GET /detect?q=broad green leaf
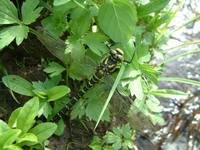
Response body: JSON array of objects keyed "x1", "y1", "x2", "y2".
[
  {"x1": 29, "y1": 122, "x2": 57, "y2": 143},
  {"x1": 0, "y1": 129, "x2": 21, "y2": 148},
  {"x1": 16, "y1": 133, "x2": 38, "y2": 144},
  {"x1": 70, "y1": 8, "x2": 92, "y2": 36},
  {"x1": 17, "y1": 97, "x2": 39, "y2": 133},
  {"x1": 137, "y1": 0, "x2": 170, "y2": 17},
  {"x1": 0, "y1": 0, "x2": 19, "y2": 24},
  {"x1": 42, "y1": 14, "x2": 67, "y2": 37},
  {"x1": 21, "y1": 0, "x2": 43, "y2": 25},
  {"x1": 43, "y1": 62, "x2": 65, "y2": 77},
  {"x1": 8, "y1": 107, "x2": 22, "y2": 128},
  {"x1": 0, "y1": 25, "x2": 29, "y2": 49},
  {"x1": 54, "y1": 118, "x2": 65, "y2": 136},
  {"x1": 0, "y1": 120, "x2": 9, "y2": 134},
  {"x1": 47, "y1": 85, "x2": 70, "y2": 101},
  {"x1": 53, "y1": 0, "x2": 71, "y2": 6},
  {"x1": 82, "y1": 32, "x2": 109, "y2": 56},
  {"x1": 98, "y1": 0, "x2": 137, "y2": 42},
  {"x1": 129, "y1": 76, "x2": 144, "y2": 100},
  {"x1": 52, "y1": 1, "x2": 76, "y2": 14},
  {"x1": 149, "y1": 89, "x2": 188, "y2": 99},
  {"x1": 2, "y1": 75, "x2": 34, "y2": 96}
]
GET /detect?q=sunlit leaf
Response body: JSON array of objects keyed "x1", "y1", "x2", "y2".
[
  {"x1": 22, "y1": 0, "x2": 43, "y2": 25},
  {"x1": 0, "y1": 0, "x2": 19, "y2": 24},
  {"x1": 98, "y1": 0, "x2": 137, "y2": 42}
]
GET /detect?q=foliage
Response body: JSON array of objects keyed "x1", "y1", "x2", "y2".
[
  {"x1": 0, "y1": 0, "x2": 199, "y2": 149},
  {"x1": 90, "y1": 124, "x2": 136, "y2": 150},
  {"x1": 0, "y1": 97, "x2": 57, "y2": 149},
  {"x1": 0, "y1": 0, "x2": 42, "y2": 49}
]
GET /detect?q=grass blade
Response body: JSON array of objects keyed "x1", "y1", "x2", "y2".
[
  {"x1": 94, "y1": 64, "x2": 126, "y2": 130},
  {"x1": 165, "y1": 50, "x2": 200, "y2": 63},
  {"x1": 159, "y1": 77, "x2": 200, "y2": 87}
]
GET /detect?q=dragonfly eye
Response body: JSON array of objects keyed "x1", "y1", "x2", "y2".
[{"x1": 111, "y1": 48, "x2": 124, "y2": 61}]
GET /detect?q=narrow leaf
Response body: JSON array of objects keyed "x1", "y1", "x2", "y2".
[
  {"x1": 149, "y1": 89, "x2": 188, "y2": 99},
  {"x1": 95, "y1": 64, "x2": 126, "y2": 130},
  {"x1": 159, "y1": 77, "x2": 200, "y2": 87}
]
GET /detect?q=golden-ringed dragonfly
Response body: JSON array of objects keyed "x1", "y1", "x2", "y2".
[{"x1": 69, "y1": 48, "x2": 124, "y2": 106}]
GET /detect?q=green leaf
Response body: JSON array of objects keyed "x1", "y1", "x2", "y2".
[
  {"x1": 42, "y1": 14, "x2": 67, "y2": 37},
  {"x1": 2, "y1": 75, "x2": 34, "y2": 96},
  {"x1": 140, "y1": 64, "x2": 159, "y2": 84},
  {"x1": 29, "y1": 122, "x2": 57, "y2": 143},
  {"x1": 54, "y1": 118, "x2": 65, "y2": 136},
  {"x1": 47, "y1": 85, "x2": 70, "y2": 101},
  {"x1": 0, "y1": 129, "x2": 21, "y2": 148},
  {"x1": 149, "y1": 113, "x2": 165, "y2": 125},
  {"x1": 21, "y1": 0, "x2": 43, "y2": 25},
  {"x1": 149, "y1": 89, "x2": 188, "y2": 99},
  {"x1": 53, "y1": 0, "x2": 71, "y2": 6},
  {"x1": 0, "y1": 120, "x2": 9, "y2": 134},
  {"x1": 3, "y1": 144, "x2": 22, "y2": 150},
  {"x1": 0, "y1": 25, "x2": 29, "y2": 49},
  {"x1": 128, "y1": 76, "x2": 144, "y2": 100},
  {"x1": 137, "y1": 0, "x2": 170, "y2": 17},
  {"x1": 38, "y1": 102, "x2": 52, "y2": 118},
  {"x1": 98, "y1": 0, "x2": 137, "y2": 42},
  {"x1": 43, "y1": 62, "x2": 65, "y2": 78},
  {"x1": 82, "y1": 32, "x2": 109, "y2": 56},
  {"x1": 146, "y1": 96, "x2": 163, "y2": 113},
  {"x1": 0, "y1": 0, "x2": 19, "y2": 24},
  {"x1": 86, "y1": 97, "x2": 110, "y2": 122},
  {"x1": 17, "y1": 97, "x2": 39, "y2": 133},
  {"x1": 8, "y1": 107, "x2": 22, "y2": 128},
  {"x1": 89, "y1": 136, "x2": 102, "y2": 150},
  {"x1": 16, "y1": 133, "x2": 38, "y2": 144},
  {"x1": 70, "y1": 100, "x2": 86, "y2": 119},
  {"x1": 70, "y1": 8, "x2": 92, "y2": 36}
]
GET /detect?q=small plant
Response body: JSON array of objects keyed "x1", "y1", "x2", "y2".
[
  {"x1": 0, "y1": 97, "x2": 57, "y2": 149},
  {"x1": 90, "y1": 124, "x2": 136, "y2": 150}
]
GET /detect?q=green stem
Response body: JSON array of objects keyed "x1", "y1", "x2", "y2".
[
  {"x1": 164, "y1": 40, "x2": 200, "y2": 51},
  {"x1": 165, "y1": 49, "x2": 200, "y2": 63},
  {"x1": 168, "y1": 15, "x2": 200, "y2": 37}
]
